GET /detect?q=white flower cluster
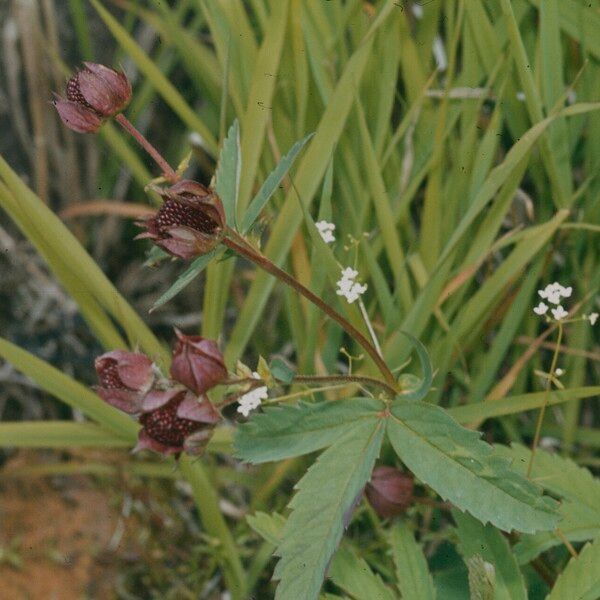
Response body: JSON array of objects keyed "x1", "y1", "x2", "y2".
[
  {"x1": 237, "y1": 372, "x2": 268, "y2": 417},
  {"x1": 336, "y1": 267, "x2": 367, "y2": 304},
  {"x1": 533, "y1": 282, "x2": 572, "y2": 320},
  {"x1": 316, "y1": 220, "x2": 336, "y2": 243},
  {"x1": 584, "y1": 312, "x2": 599, "y2": 326}
]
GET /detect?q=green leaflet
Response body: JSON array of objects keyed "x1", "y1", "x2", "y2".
[
  {"x1": 234, "y1": 397, "x2": 385, "y2": 464},
  {"x1": 495, "y1": 444, "x2": 600, "y2": 563},
  {"x1": 328, "y1": 548, "x2": 396, "y2": 600},
  {"x1": 389, "y1": 522, "x2": 436, "y2": 600},
  {"x1": 454, "y1": 511, "x2": 527, "y2": 600},
  {"x1": 150, "y1": 248, "x2": 224, "y2": 311},
  {"x1": 273, "y1": 419, "x2": 384, "y2": 600},
  {"x1": 216, "y1": 119, "x2": 241, "y2": 227},
  {"x1": 466, "y1": 555, "x2": 496, "y2": 600},
  {"x1": 241, "y1": 132, "x2": 315, "y2": 234},
  {"x1": 387, "y1": 401, "x2": 559, "y2": 533},
  {"x1": 247, "y1": 511, "x2": 287, "y2": 547},
  {"x1": 546, "y1": 538, "x2": 600, "y2": 600}
]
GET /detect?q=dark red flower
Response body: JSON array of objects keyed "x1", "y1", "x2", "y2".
[
  {"x1": 94, "y1": 350, "x2": 154, "y2": 413},
  {"x1": 53, "y1": 62, "x2": 131, "y2": 133},
  {"x1": 170, "y1": 330, "x2": 227, "y2": 395},
  {"x1": 365, "y1": 466, "x2": 414, "y2": 518},
  {"x1": 136, "y1": 180, "x2": 226, "y2": 260},
  {"x1": 135, "y1": 389, "x2": 222, "y2": 456}
]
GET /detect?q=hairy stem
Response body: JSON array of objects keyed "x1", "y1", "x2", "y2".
[
  {"x1": 222, "y1": 230, "x2": 397, "y2": 389},
  {"x1": 115, "y1": 114, "x2": 178, "y2": 182}
]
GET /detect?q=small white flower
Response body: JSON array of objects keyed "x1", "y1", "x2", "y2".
[
  {"x1": 555, "y1": 368, "x2": 564, "y2": 377},
  {"x1": 237, "y1": 372, "x2": 268, "y2": 417},
  {"x1": 551, "y1": 305, "x2": 568, "y2": 320},
  {"x1": 561, "y1": 286, "x2": 572, "y2": 298},
  {"x1": 316, "y1": 220, "x2": 336, "y2": 244},
  {"x1": 336, "y1": 266, "x2": 367, "y2": 304},
  {"x1": 587, "y1": 312, "x2": 598, "y2": 326},
  {"x1": 533, "y1": 302, "x2": 549, "y2": 316},
  {"x1": 538, "y1": 283, "x2": 571, "y2": 305},
  {"x1": 516, "y1": 91, "x2": 526, "y2": 102}
]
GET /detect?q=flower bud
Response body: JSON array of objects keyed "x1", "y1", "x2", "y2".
[
  {"x1": 94, "y1": 350, "x2": 154, "y2": 413},
  {"x1": 136, "y1": 180, "x2": 226, "y2": 260},
  {"x1": 135, "y1": 390, "x2": 222, "y2": 456},
  {"x1": 365, "y1": 466, "x2": 414, "y2": 518},
  {"x1": 170, "y1": 330, "x2": 227, "y2": 395},
  {"x1": 54, "y1": 62, "x2": 131, "y2": 133}
]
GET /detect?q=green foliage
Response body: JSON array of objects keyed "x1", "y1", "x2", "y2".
[
  {"x1": 454, "y1": 511, "x2": 527, "y2": 600},
  {"x1": 387, "y1": 401, "x2": 559, "y2": 533},
  {"x1": 234, "y1": 397, "x2": 385, "y2": 464},
  {"x1": 273, "y1": 420, "x2": 384, "y2": 600},
  {"x1": 328, "y1": 548, "x2": 396, "y2": 600},
  {"x1": 496, "y1": 444, "x2": 600, "y2": 563},
  {"x1": 389, "y1": 522, "x2": 436, "y2": 600},
  {"x1": 215, "y1": 119, "x2": 241, "y2": 227},
  {"x1": 466, "y1": 555, "x2": 496, "y2": 600},
  {"x1": 546, "y1": 538, "x2": 600, "y2": 600}
]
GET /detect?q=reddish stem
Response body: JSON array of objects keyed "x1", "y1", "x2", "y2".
[{"x1": 115, "y1": 114, "x2": 178, "y2": 183}]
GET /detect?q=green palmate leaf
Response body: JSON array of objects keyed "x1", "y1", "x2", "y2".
[
  {"x1": 546, "y1": 538, "x2": 600, "y2": 600},
  {"x1": 150, "y1": 248, "x2": 224, "y2": 311},
  {"x1": 495, "y1": 444, "x2": 600, "y2": 563},
  {"x1": 394, "y1": 331, "x2": 433, "y2": 401},
  {"x1": 328, "y1": 548, "x2": 396, "y2": 600},
  {"x1": 216, "y1": 119, "x2": 241, "y2": 227},
  {"x1": 241, "y1": 132, "x2": 315, "y2": 233},
  {"x1": 247, "y1": 511, "x2": 286, "y2": 546},
  {"x1": 389, "y1": 523, "x2": 436, "y2": 600},
  {"x1": 273, "y1": 419, "x2": 384, "y2": 600},
  {"x1": 387, "y1": 401, "x2": 559, "y2": 533},
  {"x1": 454, "y1": 511, "x2": 527, "y2": 600},
  {"x1": 234, "y1": 397, "x2": 384, "y2": 464}
]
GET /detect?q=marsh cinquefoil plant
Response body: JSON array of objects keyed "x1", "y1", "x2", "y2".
[
  {"x1": 3, "y1": 3, "x2": 600, "y2": 596},
  {"x1": 50, "y1": 62, "x2": 567, "y2": 599}
]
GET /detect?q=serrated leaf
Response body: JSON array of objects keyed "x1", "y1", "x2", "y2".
[
  {"x1": 216, "y1": 119, "x2": 241, "y2": 227},
  {"x1": 387, "y1": 401, "x2": 559, "y2": 533},
  {"x1": 273, "y1": 419, "x2": 384, "y2": 600},
  {"x1": 495, "y1": 444, "x2": 600, "y2": 563},
  {"x1": 150, "y1": 248, "x2": 223, "y2": 311},
  {"x1": 466, "y1": 555, "x2": 496, "y2": 600},
  {"x1": 394, "y1": 331, "x2": 433, "y2": 401},
  {"x1": 241, "y1": 132, "x2": 314, "y2": 234},
  {"x1": 234, "y1": 397, "x2": 384, "y2": 464},
  {"x1": 328, "y1": 548, "x2": 396, "y2": 600},
  {"x1": 454, "y1": 511, "x2": 527, "y2": 600},
  {"x1": 247, "y1": 511, "x2": 286, "y2": 546},
  {"x1": 389, "y1": 522, "x2": 436, "y2": 600},
  {"x1": 546, "y1": 538, "x2": 600, "y2": 600}
]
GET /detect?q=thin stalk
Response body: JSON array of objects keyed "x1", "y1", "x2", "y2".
[
  {"x1": 220, "y1": 373, "x2": 397, "y2": 397},
  {"x1": 527, "y1": 323, "x2": 563, "y2": 477},
  {"x1": 115, "y1": 113, "x2": 178, "y2": 182},
  {"x1": 222, "y1": 231, "x2": 397, "y2": 389}
]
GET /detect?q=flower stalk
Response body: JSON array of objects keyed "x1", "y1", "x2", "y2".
[{"x1": 222, "y1": 229, "x2": 398, "y2": 390}]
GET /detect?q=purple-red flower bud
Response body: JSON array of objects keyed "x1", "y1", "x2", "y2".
[
  {"x1": 170, "y1": 330, "x2": 227, "y2": 395},
  {"x1": 135, "y1": 389, "x2": 222, "y2": 456},
  {"x1": 365, "y1": 466, "x2": 414, "y2": 518},
  {"x1": 94, "y1": 350, "x2": 155, "y2": 414},
  {"x1": 53, "y1": 62, "x2": 131, "y2": 133},
  {"x1": 136, "y1": 180, "x2": 226, "y2": 260}
]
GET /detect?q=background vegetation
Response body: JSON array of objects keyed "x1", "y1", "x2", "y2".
[{"x1": 1, "y1": 0, "x2": 599, "y2": 598}]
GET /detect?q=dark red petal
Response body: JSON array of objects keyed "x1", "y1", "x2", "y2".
[
  {"x1": 133, "y1": 428, "x2": 182, "y2": 456},
  {"x1": 140, "y1": 389, "x2": 182, "y2": 413},
  {"x1": 53, "y1": 99, "x2": 103, "y2": 133},
  {"x1": 177, "y1": 394, "x2": 221, "y2": 424},
  {"x1": 95, "y1": 387, "x2": 144, "y2": 414}
]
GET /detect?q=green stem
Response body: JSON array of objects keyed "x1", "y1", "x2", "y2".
[
  {"x1": 527, "y1": 322, "x2": 563, "y2": 477},
  {"x1": 178, "y1": 457, "x2": 246, "y2": 599},
  {"x1": 222, "y1": 230, "x2": 397, "y2": 390}
]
